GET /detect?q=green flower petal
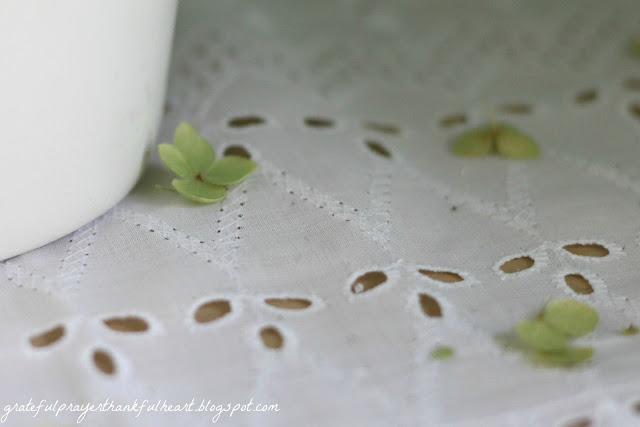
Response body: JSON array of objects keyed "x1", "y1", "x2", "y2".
[
  {"x1": 171, "y1": 178, "x2": 227, "y2": 204},
  {"x1": 543, "y1": 299, "x2": 599, "y2": 338},
  {"x1": 531, "y1": 346, "x2": 594, "y2": 367},
  {"x1": 158, "y1": 144, "x2": 196, "y2": 178},
  {"x1": 451, "y1": 126, "x2": 494, "y2": 157},
  {"x1": 203, "y1": 156, "x2": 258, "y2": 186},
  {"x1": 516, "y1": 319, "x2": 567, "y2": 351},
  {"x1": 174, "y1": 122, "x2": 216, "y2": 173},
  {"x1": 495, "y1": 126, "x2": 540, "y2": 159},
  {"x1": 430, "y1": 345, "x2": 455, "y2": 360}
]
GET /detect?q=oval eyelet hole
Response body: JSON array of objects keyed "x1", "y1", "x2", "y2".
[{"x1": 351, "y1": 271, "x2": 387, "y2": 294}]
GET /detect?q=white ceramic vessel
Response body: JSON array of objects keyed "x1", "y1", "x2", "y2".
[{"x1": 0, "y1": 0, "x2": 178, "y2": 260}]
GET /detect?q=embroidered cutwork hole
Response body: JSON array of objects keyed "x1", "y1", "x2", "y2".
[
  {"x1": 418, "y1": 269, "x2": 463, "y2": 283},
  {"x1": 630, "y1": 103, "x2": 640, "y2": 121},
  {"x1": 265, "y1": 298, "x2": 312, "y2": 310},
  {"x1": 351, "y1": 271, "x2": 387, "y2": 294},
  {"x1": 29, "y1": 325, "x2": 65, "y2": 348},
  {"x1": 562, "y1": 417, "x2": 592, "y2": 427},
  {"x1": 103, "y1": 316, "x2": 149, "y2": 333},
  {"x1": 439, "y1": 113, "x2": 467, "y2": 128},
  {"x1": 497, "y1": 103, "x2": 532, "y2": 115},
  {"x1": 564, "y1": 274, "x2": 594, "y2": 295},
  {"x1": 364, "y1": 121, "x2": 400, "y2": 135},
  {"x1": 575, "y1": 89, "x2": 597, "y2": 104},
  {"x1": 228, "y1": 115, "x2": 265, "y2": 128},
  {"x1": 419, "y1": 293, "x2": 443, "y2": 317},
  {"x1": 223, "y1": 145, "x2": 252, "y2": 159},
  {"x1": 93, "y1": 349, "x2": 116, "y2": 375},
  {"x1": 260, "y1": 326, "x2": 284, "y2": 349},
  {"x1": 365, "y1": 140, "x2": 392, "y2": 158},
  {"x1": 625, "y1": 78, "x2": 640, "y2": 91},
  {"x1": 194, "y1": 300, "x2": 232, "y2": 323},
  {"x1": 563, "y1": 243, "x2": 609, "y2": 257},
  {"x1": 303, "y1": 117, "x2": 334, "y2": 128},
  {"x1": 500, "y1": 256, "x2": 535, "y2": 274}
]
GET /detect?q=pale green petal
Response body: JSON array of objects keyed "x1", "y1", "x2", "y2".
[
  {"x1": 171, "y1": 178, "x2": 227, "y2": 204},
  {"x1": 430, "y1": 345, "x2": 455, "y2": 360},
  {"x1": 158, "y1": 144, "x2": 195, "y2": 178},
  {"x1": 516, "y1": 319, "x2": 567, "y2": 351},
  {"x1": 174, "y1": 122, "x2": 216, "y2": 173},
  {"x1": 203, "y1": 156, "x2": 258, "y2": 185},
  {"x1": 495, "y1": 126, "x2": 540, "y2": 159},
  {"x1": 451, "y1": 126, "x2": 494, "y2": 157},
  {"x1": 531, "y1": 346, "x2": 594, "y2": 367},
  {"x1": 543, "y1": 299, "x2": 598, "y2": 338}
]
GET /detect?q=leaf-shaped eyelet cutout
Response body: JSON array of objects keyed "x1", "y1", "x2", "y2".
[
  {"x1": 563, "y1": 243, "x2": 609, "y2": 257},
  {"x1": 564, "y1": 274, "x2": 594, "y2": 295},
  {"x1": 351, "y1": 271, "x2": 387, "y2": 294},
  {"x1": 574, "y1": 89, "x2": 597, "y2": 105},
  {"x1": 228, "y1": 115, "x2": 266, "y2": 128},
  {"x1": 418, "y1": 269, "x2": 463, "y2": 283},
  {"x1": 103, "y1": 316, "x2": 150, "y2": 333},
  {"x1": 303, "y1": 117, "x2": 334, "y2": 129},
  {"x1": 264, "y1": 298, "x2": 312, "y2": 310},
  {"x1": 497, "y1": 103, "x2": 532, "y2": 115},
  {"x1": 499, "y1": 256, "x2": 534, "y2": 274},
  {"x1": 29, "y1": 324, "x2": 65, "y2": 348},
  {"x1": 365, "y1": 140, "x2": 392, "y2": 158},
  {"x1": 363, "y1": 121, "x2": 400, "y2": 135},
  {"x1": 439, "y1": 113, "x2": 467, "y2": 128},
  {"x1": 419, "y1": 293, "x2": 443, "y2": 318},
  {"x1": 561, "y1": 417, "x2": 592, "y2": 427},
  {"x1": 625, "y1": 77, "x2": 640, "y2": 91},
  {"x1": 93, "y1": 349, "x2": 116, "y2": 375},
  {"x1": 194, "y1": 300, "x2": 231, "y2": 324},
  {"x1": 260, "y1": 326, "x2": 284, "y2": 349},
  {"x1": 223, "y1": 145, "x2": 252, "y2": 159},
  {"x1": 629, "y1": 103, "x2": 640, "y2": 121}
]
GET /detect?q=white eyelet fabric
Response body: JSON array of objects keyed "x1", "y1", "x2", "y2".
[{"x1": 2, "y1": 1, "x2": 640, "y2": 425}]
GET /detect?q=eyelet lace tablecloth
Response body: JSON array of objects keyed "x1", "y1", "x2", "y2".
[{"x1": 3, "y1": 1, "x2": 640, "y2": 426}]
